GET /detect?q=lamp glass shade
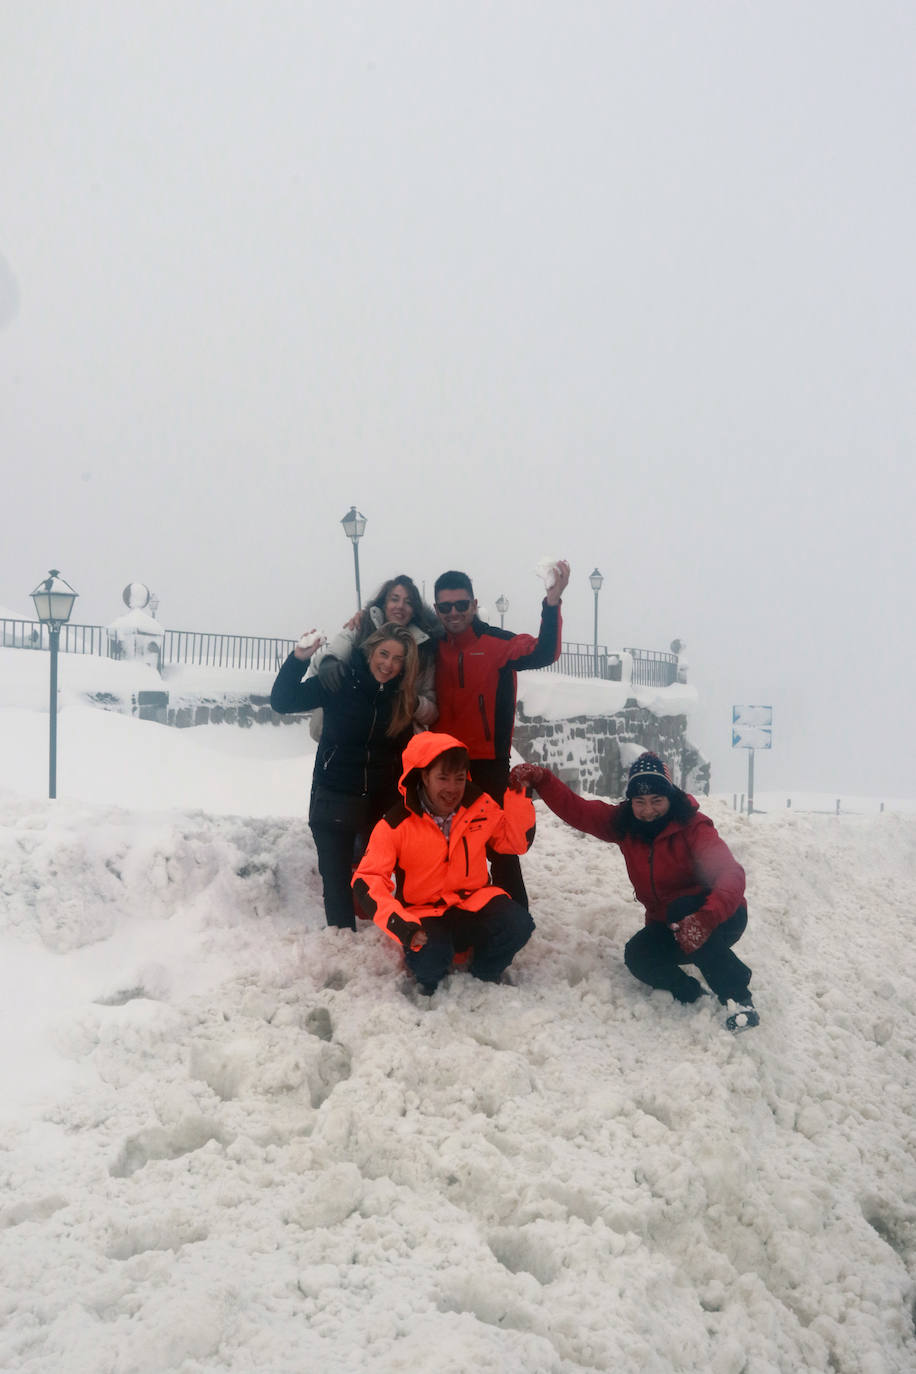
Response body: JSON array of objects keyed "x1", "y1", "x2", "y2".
[
  {"x1": 340, "y1": 507, "x2": 367, "y2": 541},
  {"x1": 31, "y1": 570, "x2": 79, "y2": 625},
  {"x1": 495, "y1": 595, "x2": 509, "y2": 615},
  {"x1": 588, "y1": 568, "x2": 604, "y2": 592}
]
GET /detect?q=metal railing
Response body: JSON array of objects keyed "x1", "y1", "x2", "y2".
[
  {"x1": 1, "y1": 619, "x2": 108, "y2": 656},
  {"x1": 545, "y1": 641, "x2": 616, "y2": 680},
  {"x1": 2, "y1": 618, "x2": 679, "y2": 684},
  {"x1": 160, "y1": 629, "x2": 295, "y2": 672},
  {"x1": 623, "y1": 648, "x2": 679, "y2": 687},
  {"x1": 1, "y1": 618, "x2": 294, "y2": 673},
  {"x1": 548, "y1": 642, "x2": 678, "y2": 687}
]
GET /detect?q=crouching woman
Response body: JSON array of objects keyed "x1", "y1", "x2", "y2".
[
  {"x1": 509, "y1": 752, "x2": 758, "y2": 1031},
  {"x1": 353, "y1": 733, "x2": 536, "y2": 994}
]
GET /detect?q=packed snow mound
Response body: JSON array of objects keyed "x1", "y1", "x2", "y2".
[{"x1": 1, "y1": 782, "x2": 916, "y2": 1372}]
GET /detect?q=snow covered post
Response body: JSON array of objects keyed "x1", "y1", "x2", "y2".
[
  {"x1": 107, "y1": 583, "x2": 164, "y2": 673},
  {"x1": 30, "y1": 569, "x2": 79, "y2": 799}
]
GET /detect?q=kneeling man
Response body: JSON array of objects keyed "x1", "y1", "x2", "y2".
[{"x1": 353, "y1": 733, "x2": 536, "y2": 994}]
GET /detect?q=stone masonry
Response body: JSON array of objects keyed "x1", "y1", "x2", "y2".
[{"x1": 513, "y1": 701, "x2": 709, "y2": 798}]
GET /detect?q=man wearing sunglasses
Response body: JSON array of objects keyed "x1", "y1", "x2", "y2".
[{"x1": 432, "y1": 561, "x2": 570, "y2": 908}]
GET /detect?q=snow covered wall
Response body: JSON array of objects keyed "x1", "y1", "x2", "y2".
[{"x1": 515, "y1": 673, "x2": 707, "y2": 796}]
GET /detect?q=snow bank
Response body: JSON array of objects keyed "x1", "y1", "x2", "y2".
[{"x1": 1, "y1": 705, "x2": 915, "y2": 1370}]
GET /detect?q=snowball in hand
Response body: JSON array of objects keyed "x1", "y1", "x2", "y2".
[
  {"x1": 297, "y1": 631, "x2": 326, "y2": 652},
  {"x1": 535, "y1": 556, "x2": 566, "y2": 590}
]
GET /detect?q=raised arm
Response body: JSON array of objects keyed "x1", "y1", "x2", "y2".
[
  {"x1": 508, "y1": 763, "x2": 623, "y2": 843},
  {"x1": 270, "y1": 635, "x2": 329, "y2": 714},
  {"x1": 504, "y1": 561, "x2": 570, "y2": 672}
]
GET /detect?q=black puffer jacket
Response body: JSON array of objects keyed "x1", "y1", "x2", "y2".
[{"x1": 271, "y1": 651, "x2": 412, "y2": 802}]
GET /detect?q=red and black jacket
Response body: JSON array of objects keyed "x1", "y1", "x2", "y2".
[{"x1": 434, "y1": 601, "x2": 562, "y2": 761}]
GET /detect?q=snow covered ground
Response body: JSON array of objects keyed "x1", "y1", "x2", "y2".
[{"x1": 2, "y1": 650, "x2": 916, "y2": 1372}]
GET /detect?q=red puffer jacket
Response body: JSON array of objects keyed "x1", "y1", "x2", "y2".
[
  {"x1": 534, "y1": 772, "x2": 745, "y2": 929},
  {"x1": 434, "y1": 602, "x2": 562, "y2": 760},
  {"x1": 352, "y1": 732, "x2": 536, "y2": 944}
]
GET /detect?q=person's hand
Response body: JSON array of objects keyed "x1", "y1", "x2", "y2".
[
  {"x1": 545, "y1": 559, "x2": 571, "y2": 606},
  {"x1": 317, "y1": 656, "x2": 347, "y2": 690},
  {"x1": 386, "y1": 912, "x2": 428, "y2": 950},
  {"x1": 672, "y1": 910, "x2": 715, "y2": 954},
  {"x1": 509, "y1": 762, "x2": 548, "y2": 792},
  {"x1": 294, "y1": 630, "x2": 325, "y2": 661},
  {"x1": 343, "y1": 610, "x2": 363, "y2": 633}
]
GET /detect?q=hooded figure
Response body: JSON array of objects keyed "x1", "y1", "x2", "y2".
[{"x1": 352, "y1": 732, "x2": 536, "y2": 994}]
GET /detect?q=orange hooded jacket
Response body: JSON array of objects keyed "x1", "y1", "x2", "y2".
[{"x1": 352, "y1": 732, "x2": 536, "y2": 945}]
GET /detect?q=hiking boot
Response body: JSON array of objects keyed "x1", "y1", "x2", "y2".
[
  {"x1": 417, "y1": 981, "x2": 438, "y2": 997},
  {"x1": 725, "y1": 998, "x2": 759, "y2": 1032}
]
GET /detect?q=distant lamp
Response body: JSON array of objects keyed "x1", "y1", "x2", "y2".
[
  {"x1": 588, "y1": 568, "x2": 603, "y2": 677},
  {"x1": 340, "y1": 506, "x2": 367, "y2": 613},
  {"x1": 30, "y1": 569, "x2": 79, "y2": 800},
  {"x1": 495, "y1": 594, "x2": 509, "y2": 628}
]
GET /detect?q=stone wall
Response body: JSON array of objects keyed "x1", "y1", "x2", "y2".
[
  {"x1": 513, "y1": 700, "x2": 709, "y2": 797},
  {"x1": 130, "y1": 690, "x2": 299, "y2": 728},
  {"x1": 102, "y1": 688, "x2": 709, "y2": 798}
]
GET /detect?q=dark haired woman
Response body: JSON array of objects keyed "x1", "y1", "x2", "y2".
[
  {"x1": 308, "y1": 576, "x2": 440, "y2": 739},
  {"x1": 509, "y1": 752, "x2": 758, "y2": 1030},
  {"x1": 271, "y1": 623, "x2": 419, "y2": 930}
]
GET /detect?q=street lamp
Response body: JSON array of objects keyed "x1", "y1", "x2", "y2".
[
  {"x1": 588, "y1": 568, "x2": 603, "y2": 677},
  {"x1": 495, "y1": 594, "x2": 509, "y2": 629},
  {"x1": 340, "y1": 506, "x2": 367, "y2": 613},
  {"x1": 30, "y1": 569, "x2": 79, "y2": 799}
]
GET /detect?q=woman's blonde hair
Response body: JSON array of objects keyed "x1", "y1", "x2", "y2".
[{"x1": 361, "y1": 623, "x2": 419, "y2": 736}]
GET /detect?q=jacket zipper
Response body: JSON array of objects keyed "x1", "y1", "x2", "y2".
[
  {"x1": 363, "y1": 690, "x2": 381, "y2": 795},
  {"x1": 648, "y1": 841, "x2": 659, "y2": 904},
  {"x1": 458, "y1": 651, "x2": 464, "y2": 688},
  {"x1": 462, "y1": 835, "x2": 469, "y2": 877},
  {"x1": 477, "y1": 694, "x2": 491, "y2": 741}
]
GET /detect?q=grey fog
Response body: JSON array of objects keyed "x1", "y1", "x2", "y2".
[{"x1": 1, "y1": 0, "x2": 914, "y2": 798}]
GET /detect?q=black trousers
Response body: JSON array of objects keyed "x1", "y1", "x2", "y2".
[
  {"x1": 404, "y1": 896, "x2": 535, "y2": 986},
  {"x1": 468, "y1": 757, "x2": 528, "y2": 909},
  {"x1": 309, "y1": 785, "x2": 384, "y2": 930},
  {"x1": 624, "y1": 903, "x2": 752, "y2": 1004}
]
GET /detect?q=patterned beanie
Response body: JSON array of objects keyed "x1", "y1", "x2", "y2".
[{"x1": 626, "y1": 752, "x2": 673, "y2": 799}]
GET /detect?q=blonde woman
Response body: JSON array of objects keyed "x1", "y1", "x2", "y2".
[{"x1": 271, "y1": 623, "x2": 419, "y2": 929}]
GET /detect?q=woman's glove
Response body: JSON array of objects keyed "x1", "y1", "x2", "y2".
[
  {"x1": 672, "y1": 909, "x2": 717, "y2": 954},
  {"x1": 508, "y1": 763, "x2": 548, "y2": 792}
]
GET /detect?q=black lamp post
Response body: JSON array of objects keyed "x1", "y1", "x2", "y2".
[
  {"x1": 495, "y1": 594, "x2": 509, "y2": 629},
  {"x1": 340, "y1": 506, "x2": 367, "y2": 613},
  {"x1": 588, "y1": 568, "x2": 603, "y2": 677},
  {"x1": 30, "y1": 569, "x2": 79, "y2": 799}
]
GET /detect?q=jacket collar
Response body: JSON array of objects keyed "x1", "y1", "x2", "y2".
[{"x1": 368, "y1": 604, "x2": 431, "y2": 646}]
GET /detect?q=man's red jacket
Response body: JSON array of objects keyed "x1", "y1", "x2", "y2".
[{"x1": 434, "y1": 601, "x2": 562, "y2": 760}]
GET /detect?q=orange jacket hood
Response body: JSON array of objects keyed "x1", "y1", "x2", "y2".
[{"x1": 398, "y1": 732, "x2": 469, "y2": 805}]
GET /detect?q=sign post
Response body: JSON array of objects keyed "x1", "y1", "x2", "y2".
[{"x1": 731, "y1": 706, "x2": 773, "y2": 815}]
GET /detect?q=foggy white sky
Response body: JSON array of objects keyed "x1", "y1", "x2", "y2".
[{"x1": 2, "y1": 1, "x2": 914, "y2": 797}]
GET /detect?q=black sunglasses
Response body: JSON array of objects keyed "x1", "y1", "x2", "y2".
[{"x1": 435, "y1": 598, "x2": 472, "y2": 614}]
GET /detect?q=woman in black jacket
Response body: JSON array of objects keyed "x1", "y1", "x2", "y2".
[{"x1": 271, "y1": 623, "x2": 419, "y2": 929}]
